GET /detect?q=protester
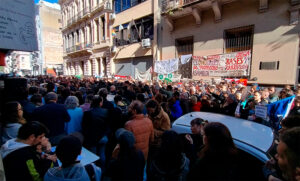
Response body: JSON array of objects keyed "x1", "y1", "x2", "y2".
[
  {"x1": 44, "y1": 135, "x2": 102, "y2": 181},
  {"x1": 80, "y1": 94, "x2": 94, "y2": 112},
  {"x1": 81, "y1": 96, "x2": 109, "y2": 167},
  {"x1": 276, "y1": 127, "x2": 300, "y2": 181},
  {"x1": 148, "y1": 130, "x2": 189, "y2": 181},
  {"x1": 64, "y1": 96, "x2": 83, "y2": 134},
  {"x1": 1, "y1": 121, "x2": 55, "y2": 181},
  {"x1": 107, "y1": 128, "x2": 145, "y2": 181},
  {"x1": 188, "y1": 122, "x2": 240, "y2": 180},
  {"x1": 1, "y1": 101, "x2": 26, "y2": 144},
  {"x1": 30, "y1": 94, "x2": 43, "y2": 107},
  {"x1": 169, "y1": 92, "x2": 183, "y2": 120},
  {"x1": 125, "y1": 100, "x2": 154, "y2": 160},
  {"x1": 33, "y1": 92, "x2": 70, "y2": 145},
  {"x1": 184, "y1": 118, "x2": 206, "y2": 165},
  {"x1": 190, "y1": 95, "x2": 201, "y2": 112}
]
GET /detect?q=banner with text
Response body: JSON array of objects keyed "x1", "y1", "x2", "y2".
[
  {"x1": 154, "y1": 59, "x2": 179, "y2": 75},
  {"x1": 192, "y1": 50, "x2": 251, "y2": 77},
  {"x1": 0, "y1": 0, "x2": 38, "y2": 51}
]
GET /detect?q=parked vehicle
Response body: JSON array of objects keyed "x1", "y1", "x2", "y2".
[{"x1": 172, "y1": 112, "x2": 276, "y2": 180}]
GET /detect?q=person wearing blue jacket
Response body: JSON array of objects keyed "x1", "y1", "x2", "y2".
[
  {"x1": 44, "y1": 135, "x2": 101, "y2": 181},
  {"x1": 170, "y1": 92, "x2": 183, "y2": 120}
]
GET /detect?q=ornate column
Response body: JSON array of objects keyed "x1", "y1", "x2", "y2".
[
  {"x1": 92, "y1": 58, "x2": 98, "y2": 76},
  {"x1": 99, "y1": 57, "x2": 104, "y2": 76},
  {"x1": 104, "y1": 13, "x2": 108, "y2": 40},
  {"x1": 93, "y1": 19, "x2": 98, "y2": 43},
  {"x1": 75, "y1": 61, "x2": 80, "y2": 75}
]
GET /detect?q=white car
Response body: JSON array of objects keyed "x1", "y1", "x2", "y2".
[
  {"x1": 172, "y1": 112, "x2": 275, "y2": 163},
  {"x1": 172, "y1": 112, "x2": 277, "y2": 180}
]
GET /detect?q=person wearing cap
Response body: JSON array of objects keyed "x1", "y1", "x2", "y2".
[
  {"x1": 44, "y1": 135, "x2": 102, "y2": 181},
  {"x1": 32, "y1": 92, "x2": 70, "y2": 145},
  {"x1": 125, "y1": 100, "x2": 154, "y2": 160},
  {"x1": 107, "y1": 128, "x2": 145, "y2": 181}
]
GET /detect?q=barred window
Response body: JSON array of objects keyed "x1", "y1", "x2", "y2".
[
  {"x1": 224, "y1": 25, "x2": 254, "y2": 53},
  {"x1": 259, "y1": 61, "x2": 280, "y2": 70}
]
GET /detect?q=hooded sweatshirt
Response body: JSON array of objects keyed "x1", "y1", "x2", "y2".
[
  {"x1": 1, "y1": 123, "x2": 22, "y2": 144},
  {"x1": 1, "y1": 139, "x2": 53, "y2": 181},
  {"x1": 0, "y1": 138, "x2": 29, "y2": 158},
  {"x1": 44, "y1": 163, "x2": 91, "y2": 181}
]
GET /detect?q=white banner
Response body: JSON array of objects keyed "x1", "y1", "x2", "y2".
[
  {"x1": 154, "y1": 59, "x2": 179, "y2": 74},
  {"x1": 180, "y1": 54, "x2": 192, "y2": 64},
  {"x1": 135, "y1": 68, "x2": 151, "y2": 81},
  {"x1": 0, "y1": 0, "x2": 38, "y2": 51}
]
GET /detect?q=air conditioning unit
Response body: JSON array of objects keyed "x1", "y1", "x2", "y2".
[
  {"x1": 111, "y1": 45, "x2": 117, "y2": 53},
  {"x1": 110, "y1": 13, "x2": 116, "y2": 20},
  {"x1": 142, "y1": 38, "x2": 151, "y2": 48}
]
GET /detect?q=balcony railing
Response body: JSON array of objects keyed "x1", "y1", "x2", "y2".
[
  {"x1": 77, "y1": 10, "x2": 83, "y2": 20},
  {"x1": 66, "y1": 42, "x2": 92, "y2": 54},
  {"x1": 83, "y1": 6, "x2": 91, "y2": 16},
  {"x1": 161, "y1": 0, "x2": 204, "y2": 12}
]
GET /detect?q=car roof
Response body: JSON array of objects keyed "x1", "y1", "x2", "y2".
[{"x1": 172, "y1": 112, "x2": 274, "y2": 162}]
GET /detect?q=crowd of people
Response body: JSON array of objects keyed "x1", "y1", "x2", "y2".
[{"x1": 0, "y1": 75, "x2": 299, "y2": 181}]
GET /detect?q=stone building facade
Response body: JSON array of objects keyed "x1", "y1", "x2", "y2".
[
  {"x1": 159, "y1": 0, "x2": 300, "y2": 85},
  {"x1": 59, "y1": 0, "x2": 113, "y2": 76},
  {"x1": 38, "y1": 1, "x2": 64, "y2": 75}
]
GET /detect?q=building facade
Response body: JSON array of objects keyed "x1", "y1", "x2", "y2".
[
  {"x1": 37, "y1": 0, "x2": 64, "y2": 75},
  {"x1": 110, "y1": 0, "x2": 157, "y2": 78},
  {"x1": 159, "y1": 0, "x2": 300, "y2": 85},
  {"x1": 59, "y1": 0, "x2": 113, "y2": 77}
]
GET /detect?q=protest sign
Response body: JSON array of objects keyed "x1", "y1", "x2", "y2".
[
  {"x1": 0, "y1": 0, "x2": 38, "y2": 51},
  {"x1": 192, "y1": 50, "x2": 251, "y2": 77},
  {"x1": 255, "y1": 105, "x2": 268, "y2": 119},
  {"x1": 154, "y1": 59, "x2": 179, "y2": 74}
]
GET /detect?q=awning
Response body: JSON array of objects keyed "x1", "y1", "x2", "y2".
[{"x1": 46, "y1": 68, "x2": 57, "y2": 76}]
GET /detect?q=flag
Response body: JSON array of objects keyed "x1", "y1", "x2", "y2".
[
  {"x1": 267, "y1": 96, "x2": 295, "y2": 130},
  {"x1": 112, "y1": 29, "x2": 116, "y2": 37},
  {"x1": 119, "y1": 24, "x2": 124, "y2": 31}
]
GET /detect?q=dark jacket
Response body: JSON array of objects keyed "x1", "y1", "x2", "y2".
[
  {"x1": 148, "y1": 153, "x2": 190, "y2": 181},
  {"x1": 3, "y1": 145, "x2": 53, "y2": 181},
  {"x1": 33, "y1": 102, "x2": 70, "y2": 138},
  {"x1": 82, "y1": 107, "x2": 109, "y2": 148},
  {"x1": 107, "y1": 150, "x2": 145, "y2": 181},
  {"x1": 188, "y1": 152, "x2": 240, "y2": 181}
]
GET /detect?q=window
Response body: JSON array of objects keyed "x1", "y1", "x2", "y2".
[
  {"x1": 224, "y1": 25, "x2": 254, "y2": 53},
  {"x1": 176, "y1": 37, "x2": 193, "y2": 79},
  {"x1": 113, "y1": 15, "x2": 153, "y2": 46},
  {"x1": 114, "y1": 0, "x2": 146, "y2": 13},
  {"x1": 101, "y1": 16, "x2": 105, "y2": 40},
  {"x1": 259, "y1": 61, "x2": 280, "y2": 70}
]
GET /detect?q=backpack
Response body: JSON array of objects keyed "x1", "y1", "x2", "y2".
[{"x1": 85, "y1": 163, "x2": 102, "y2": 181}]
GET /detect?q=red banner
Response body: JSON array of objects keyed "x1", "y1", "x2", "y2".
[{"x1": 192, "y1": 50, "x2": 251, "y2": 77}]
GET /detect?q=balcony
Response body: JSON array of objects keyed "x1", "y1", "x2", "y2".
[
  {"x1": 83, "y1": 6, "x2": 91, "y2": 17},
  {"x1": 93, "y1": 39, "x2": 111, "y2": 49},
  {"x1": 65, "y1": 42, "x2": 93, "y2": 56},
  {"x1": 161, "y1": 0, "x2": 228, "y2": 31}
]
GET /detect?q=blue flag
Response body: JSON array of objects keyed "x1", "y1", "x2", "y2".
[{"x1": 266, "y1": 96, "x2": 295, "y2": 130}]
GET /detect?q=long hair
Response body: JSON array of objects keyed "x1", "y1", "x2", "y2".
[
  {"x1": 155, "y1": 130, "x2": 184, "y2": 170},
  {"x1": 1, "y1": 101, "x2": 26, "y2": 127},
  {"x1": 200, "y1": 122, "x2": 237, "y2": 158}
]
